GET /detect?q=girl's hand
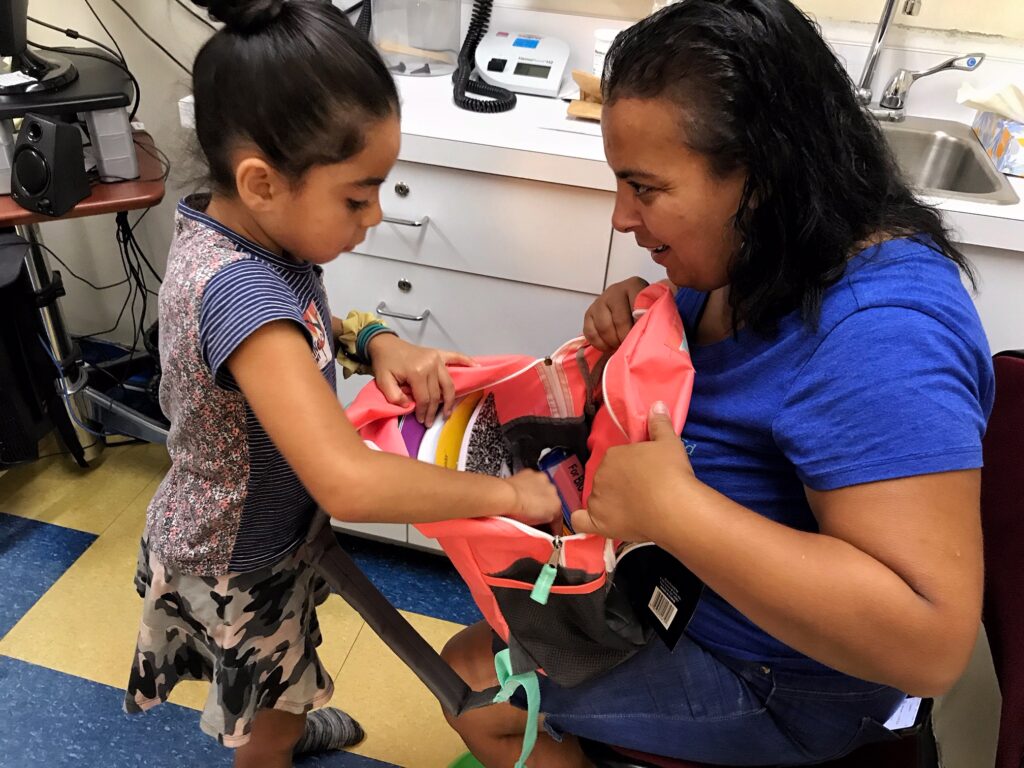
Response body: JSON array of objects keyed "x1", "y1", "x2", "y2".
[
  {"x1": 583, "y1": 276, "x2": 650, "y2": 353},
  {"x1": 368, "y1": 335, "x2": 476, "y2": 427},
  {"x1": 572, "y1": 402, "x2": 693, "y2": 542},
  {"x1": 504, "y1": 470, "x2": 563, "y2": 527}
]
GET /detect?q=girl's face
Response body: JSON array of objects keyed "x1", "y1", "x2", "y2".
[
  {"x1": 261, "y1": 114, "x2": 402, "y2": 265},
  {"x1": 602, "y1": 97, "x2": 746, "y2": 291}
]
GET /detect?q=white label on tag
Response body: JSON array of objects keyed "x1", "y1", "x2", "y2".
[
  {"x1": 648, "y1": 585, "x2": 679, "y2": 630},
  {"x1": 884, "y1": 696, "x2": 921, "y2": 730},
  {"x1": 0, "y1": 71, "x2": 38, "y2": 86}
]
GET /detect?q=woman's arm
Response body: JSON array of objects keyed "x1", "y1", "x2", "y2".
[
  {"x1": 228, "y1": 320, "x2": 561, "y2": 527},
  {"x1": 575, "y1": 407, "x2": 982, "y2": 697}
]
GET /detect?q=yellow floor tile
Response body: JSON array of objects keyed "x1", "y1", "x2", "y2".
[
  {"x1": 2, "y1": 475, "x2": 366, "y2": 715},
  {"x1": 0, "y1": 442, "x2": 169, "y2": 534},
  {"x1": 335, "y1": 612, "x2": 468, "y2": 768},
  {"x1": 0, "y1": 476, "x2": 155, "y2": 687}
]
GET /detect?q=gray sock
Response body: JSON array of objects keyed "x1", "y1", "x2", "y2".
[{"x1": 294, "y1": 707, "x2": 365, "y2": 755}]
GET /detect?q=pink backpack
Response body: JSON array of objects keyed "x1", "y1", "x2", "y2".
[{"x1": 346, "y1": 283, "x2": 694, "y2": 682}]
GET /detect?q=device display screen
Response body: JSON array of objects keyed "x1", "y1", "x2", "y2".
[{"x1": 514, "y1": 62, "x2": 552, "y2": 79}]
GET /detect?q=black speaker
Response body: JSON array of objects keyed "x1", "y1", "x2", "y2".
[{"x1": 12, "y1": 114, "x2": 90, "y2": 217}]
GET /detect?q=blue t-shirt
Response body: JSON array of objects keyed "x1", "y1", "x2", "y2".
[{"x1": 676, "y1": 237, "x2": 994, "y2": 670}]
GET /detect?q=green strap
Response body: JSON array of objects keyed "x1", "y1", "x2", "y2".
[
  {"x1": 530, "y1": 562, "x2": 557, "y2": 605},
  {"x1": 492, "y1": 649, "x2": 541, "y2": 768}
]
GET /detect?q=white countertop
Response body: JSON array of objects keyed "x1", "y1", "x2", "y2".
[
  {"x1": 395, "y1": 74, "x2": 613, "y2": 191},
  {"x1": 393, "y1": 74, "x2": 1024, "y2": 252}
]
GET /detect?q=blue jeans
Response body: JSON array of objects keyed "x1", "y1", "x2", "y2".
[{"x1": 526, "y1": 634, "x2": 905, "y2": 765}]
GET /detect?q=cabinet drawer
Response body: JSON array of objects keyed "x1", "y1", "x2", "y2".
[
  {"x1": 407, "y1": 526, "x2": 444, "y2": 553},
  {"x1": 356, "y1": 161, "x2": 613, "y2": 294},
  {"x1": 323, "y1": 252, "x2": 597, "y2": 406}
]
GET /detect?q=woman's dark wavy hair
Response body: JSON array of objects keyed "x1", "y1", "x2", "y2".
[{"x1": 603, "y1": 0, "x2": 974, "y2": 334}]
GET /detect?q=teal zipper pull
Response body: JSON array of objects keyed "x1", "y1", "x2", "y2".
[{"x1": 531, "y1": 537, "x2": 561, "y2": 605}]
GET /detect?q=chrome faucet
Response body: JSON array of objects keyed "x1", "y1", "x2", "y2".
[
  {"x1": 879, "y1": 53, "x2": 985, "y2": 111},
  {"x1": 856, "y1": 0, "x2": 985, "y2": 122},
  {"x1": 856, "y1": 0, "x2": 921, "y2": 106}
]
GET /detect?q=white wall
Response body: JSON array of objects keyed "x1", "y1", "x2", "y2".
[{"x1": 507, "y1": 0, "x2": 1024, "y2": 39}]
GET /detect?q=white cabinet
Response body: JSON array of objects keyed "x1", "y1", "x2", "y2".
[
  {"x1": 324, "y1": 163, "x2": 606, "y2": 550},
  {"x1": 361, "y1": 161, "x2": 614, "y2": 294},
  {"x1": 322, "y1": 251, "x2": 598, "y2": 407}
]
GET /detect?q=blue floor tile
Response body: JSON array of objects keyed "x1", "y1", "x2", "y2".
[
  {"x1": 0, "y1": 513, "x2": 96, "y2": 638},
  {"x1": 0, "y1": 655, "x2": 396, "y2": 768},
  {"x1": 336, "y1": 533, "x2": 482, "y2": 626}
]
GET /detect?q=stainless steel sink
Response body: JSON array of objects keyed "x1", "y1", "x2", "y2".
[{"x1": 879, "y1": 116, "x2": 1019, "y2": 205}]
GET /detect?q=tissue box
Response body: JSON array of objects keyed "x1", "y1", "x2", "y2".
[{"x1": 972, "y1": 110, "x2": 1024, "y2": 178}]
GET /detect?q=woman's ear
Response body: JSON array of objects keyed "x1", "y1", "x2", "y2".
[{"x1": 235, "y1": 155, "x2": 287, "y2": 212}]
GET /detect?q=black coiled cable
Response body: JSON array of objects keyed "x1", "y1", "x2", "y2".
[
  {"x1": 354, "y1": 0, "x2": 371, "y2": 38},
  {"x1": 453, "y1": 1, "x2": 516, "y2": 113}
]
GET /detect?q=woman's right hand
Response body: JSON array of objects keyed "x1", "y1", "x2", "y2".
[
  {"x1": 583, "y1": 276, "x2": 650, "y2": 353},
  {"x1": 504, "y1": 471, "x2": 563, "y2": 527}
]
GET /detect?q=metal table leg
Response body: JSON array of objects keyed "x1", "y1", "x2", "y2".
[{"x1": 19, "y1": 222, "x2": 104, "y2": 464}]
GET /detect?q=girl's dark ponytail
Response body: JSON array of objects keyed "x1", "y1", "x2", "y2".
[{"x1": 189, "y1": 0, "x2": 399, "y2": 194}]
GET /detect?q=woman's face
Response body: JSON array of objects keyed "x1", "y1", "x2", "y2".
[{"x1": 603, "y1": 97, "x2": 746, "y2": 291}]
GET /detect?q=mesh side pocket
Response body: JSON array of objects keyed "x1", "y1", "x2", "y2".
[{"x1": 488, "y1": 563, "x2": 650, "y2": 688}]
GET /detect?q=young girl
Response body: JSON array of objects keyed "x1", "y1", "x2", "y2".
[{"x1": 123, "y1": 2, "x2": 560, "y2": 766}]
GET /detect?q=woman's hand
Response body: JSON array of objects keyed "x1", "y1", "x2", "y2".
[
  {"x1": 504, "y1": 470, "x2": 564, "y2": 527},
  {"x1": 572, "y1": 402, "x2": 693, "y2": 541},
  {"x1": 583, "y1": 276, "x2": 650, "y2": 353},
  {"x1": 368, "y1": 335, "x2": 476, "y2": 426}
]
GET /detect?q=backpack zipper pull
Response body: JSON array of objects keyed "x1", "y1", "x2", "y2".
[{"x1": 530, "y1": 537, "x2": 561, "y2": 606}]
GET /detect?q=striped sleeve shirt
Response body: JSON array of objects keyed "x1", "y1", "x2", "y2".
[{"x1": 146, "y1": 196, "x2": 338, "y2": 575}]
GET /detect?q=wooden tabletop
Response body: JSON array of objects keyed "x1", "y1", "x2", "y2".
[{"x1": 0, "y1": 132, "x2": 167, "y2": 227}]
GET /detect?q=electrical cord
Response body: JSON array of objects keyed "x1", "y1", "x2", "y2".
[
  {"x1": 453, "y1": 1, "x2": 516, "y2": 113},
  {"x1": 30, "y1": 240, "x2": 130, "y2": 292},
  {"x1": 107, "y1": 0, "x2": 192, "y2": 75},
  {"x1": 84, "y1": 0, "x2": 125, "y2": 62},
  {"x1": 172, "y1": 0, "x2": 217, "y2": 31},
  {"x1": 354, "y1": 0, "x2": 370, "y2": 37},
  {"x1": 28, "y1": 16, "x2": 122, "y2": 61},
  {"x1": 27, "y1": 41, "x2": 140, "y2": 121}
]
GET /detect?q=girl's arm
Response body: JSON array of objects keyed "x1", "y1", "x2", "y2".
[
  {"x1": 574, "y1": 407, "x2": 983, "y2": 698},
  {"x1": 227, "y1": 319, "x2": 561, "y2": 526}
]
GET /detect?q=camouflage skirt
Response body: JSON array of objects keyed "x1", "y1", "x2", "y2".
[{"x1": 123, "y1": 536, "x2": 335, "y2": 747}]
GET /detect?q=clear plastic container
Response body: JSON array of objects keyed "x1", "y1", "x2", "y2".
[{"x1": 371, "y1": 0, "x2": 460, "y2": 78}]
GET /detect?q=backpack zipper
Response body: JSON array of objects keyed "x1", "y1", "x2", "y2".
[{"x1": 530, "y1": 535, "x2": 562, "y2": 605}]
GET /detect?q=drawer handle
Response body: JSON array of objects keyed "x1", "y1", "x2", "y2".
[
  {"x1": 376, "y1": 301, "x2": 431, "y2": 322},
  {"x1": 382, "y1": 214, "x2": 430, "y2": 228}
]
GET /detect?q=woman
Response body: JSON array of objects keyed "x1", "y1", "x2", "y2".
[{"x1": 442, "y1": 0, "x2": 993, "y2": 765}]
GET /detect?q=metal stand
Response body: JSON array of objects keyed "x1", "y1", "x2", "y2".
[
  {"x1": 19, "y1": 222, "x2": 168, "y2": 466},
  {"x1": 20, "y1": 222, "x2": 103, "y2": 464}
]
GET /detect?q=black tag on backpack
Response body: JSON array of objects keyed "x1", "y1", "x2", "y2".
[{"x1": 613, "y1": 542, "x2": 704, "y2": 650}]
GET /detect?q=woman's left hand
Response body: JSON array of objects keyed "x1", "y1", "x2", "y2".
[
  {"x1": 368, "y1": 335, "x2": 477, "y2": 426},
  {"x1": 572, "y1": 402, "x2": 695, "y2": 542}
]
